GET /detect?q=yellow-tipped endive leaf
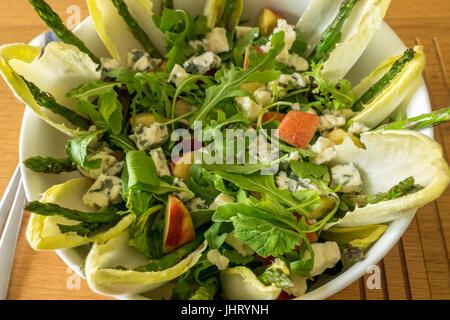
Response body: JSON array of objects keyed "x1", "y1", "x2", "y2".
[
  {"x1": 26, "y1": 177, "x2": 134, "y2": 250},
  {"x1": 349, "y1": 46, "x2": 426, "y2": 129},
  {"x1": 0, "y1": 44, "x2": 90, "y2": 136},
  {"x1": 9, "y1": 42, "x2": 100, "y2": 109},
  {"x1": 321, "y1": 225, "x2": 388, "y2": 250},
  {"x1": 324, "y1": 130, "x2": 450, "y2": 229},
  {"x1": 87, "y1": 0, "x2": 166, "y2": 65},
  {"x1": 220, "y1": 266, "x2": 281, "y2": 300},
  {"x1": 320, "y1": 0, "x2": 391, "y2": 84},
  {"x1": 85, "y1": 232, "x2": 207, "y2": 296}
]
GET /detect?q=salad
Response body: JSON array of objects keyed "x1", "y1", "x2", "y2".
[{"x1": 1, "y1": 0, "x2": 449, "y2": 300}]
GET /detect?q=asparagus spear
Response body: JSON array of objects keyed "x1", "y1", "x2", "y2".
[
  {"x1": 25, "y1": 79, "x2": 91, "y2": 130},
  {"x1": 23, "y1": 156, "x2": 77, "y2": 174},
  {"x1": 373, "y1": 107, "x2": 450, "y2": 131},
  {"x1": 220, "y1": 0, "x2": 244, "y2": 32},
  {"x1": 110, "y1": 0, "x2": 162, "y2": 58},
  {"x1": 189, "y1": 281, "x2": 218, "y2": 300},
  {"x1": 366, "y1": 177, "x2": 423, "y2": 204},
  {"x1": 28, "y1": 0, "x2": 100, "y2": 65},
  {"x1": 353, "y1": 49, "x2": 416, "y2": 111},
  {"x1": 309, "y1": 0, "x2": 360, "y2": 63},
  {"x1": 25, "y1": 201, "x2": 122, "y2": 224},
  {"x1": 259, "y1": 268, "x2": 293, "y2": 289}
]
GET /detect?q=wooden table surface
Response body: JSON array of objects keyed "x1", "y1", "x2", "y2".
[{"x1": 0, "y1": 0, "x2": 449, "y2": 300}]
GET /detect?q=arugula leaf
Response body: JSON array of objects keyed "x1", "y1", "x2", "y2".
[
  {"x1": 125, "y1": 151, "x2": 159, "y2": 189},
  {"x1": 189, "y1": 31, "x2": 286, "y2": 127},
  {"x1": 67, "y1": 81, "x2": 124, "y2": 134},
  {"x1": 154, "y1": 9, "x2": 208, "y2": 71},
  {"x1": 65, "y1": 129, "x2": 106, "y2": 170},
  {"x1": 289, "y1": 160, "x2": 331, "y2": 191},
  {"x1": 133, "y1": 226, "x2": 207, "y2": 272},
  {"x1": 201, "y1": 154, "x2": 288, "y2": 175},
  {"x1": 128, "y1": 205, "x2": 163, "y2": 259},
  {"x1": 304, "y1": 62, "x2": 357, "y2": 111},
  {"x1": 205, "y1": 222, "x2": 233, "y2": 250},
  {"x1": 233, "y1": 27, "x2": 260, "y2": 66},
  {"x1": 214, "y1": 171, "x2": 305, "y2": 209}
]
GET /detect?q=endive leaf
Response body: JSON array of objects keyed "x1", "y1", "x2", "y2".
[
  {"x1": 320, "y1": 0, "x2": 391, "y2": 84},
  {"x1": 26, "y1": 177, "x2": 134, "y2": 250},
  {"x1": 349, "y1": 46, "x2": 426, "y2": 129},
  {"x1": 87, "y1": 0, "x2": 165, "y2": 65},
  {"x1": 324, "y1": 130, "x2": 450, "y2": 228},
  {"x1": 85, "y1": 232, "x2": 207, "y2": 296},
  {"x1": 320, "y1": 224, "x2": 388, "y2": 250},
  {"x1": 220, "y1": 266, "x2": 281, "y2": 300},
  {"x1": 0, "y1": 43, "x2": 92, "y2": 136}
]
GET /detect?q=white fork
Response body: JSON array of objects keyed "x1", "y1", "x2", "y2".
[{"x1": 0, "y1": 165, "x2": 27, "y2": 300}]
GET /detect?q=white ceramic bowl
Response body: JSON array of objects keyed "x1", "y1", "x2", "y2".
[{"x1": 18, "y1": 0, "x2": 432, "y2": 300}]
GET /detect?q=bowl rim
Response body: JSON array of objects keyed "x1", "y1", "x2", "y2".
[{"x1": 18, "y1": 14, "x2": 432, "y2": 300}]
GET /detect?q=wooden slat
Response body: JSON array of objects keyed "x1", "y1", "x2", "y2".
[
  {"x1": 328, "y1": 280, "x2": 362, "y2": 300},
  {"x1": 382, "y1": 242, "x2": 409, "y2": 300}
]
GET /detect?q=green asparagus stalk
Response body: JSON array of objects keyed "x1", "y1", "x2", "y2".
[
  {"x1": 25, "y1": 201, "x2": 122, "y2": 223},
  {"x1": 189, "y1": 282, "x2": 218, "y2": 300},
  {"x1": 373, "y1": 107, "x2": 450, "y2": 131},
  {"x1": 25, "y1": 79, "x2": 91, "y2": 130},
  {"x1": 353, "y1": 48, "x2": 416, "y2": 111},
  {"x1": 220, "y1": 0, "x2": 244, "y2": 32},
  {"x1": 23, "y1": 156, "x2": 77, "y2": 174},
  {"x1": 28, "y1": 0, "x2": 100, "y2": 65},
  {"x1": 343, "y1": 176, "x2": 423, "y2": 208},
  {"x1": 366, "y1": 177, "x2": 423, "y2": 204},
  {"x1": 259, "y1": 268, "x2": 293, "y2": 289},
  {"x1": 309, "y1": 0, "x2": 360, "y2": 63},
  {"x1": 110, "y1": 0, "x2": 162, "y2": 58}
]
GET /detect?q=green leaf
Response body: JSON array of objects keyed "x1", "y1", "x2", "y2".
[
  {"x1": 125, "y1": 151, "x2": 159, "y2": 190},
  {"x1": 65, "y1": 129, "x2": 106, "y2": 170},
  {"x1": 231, "y1": 214, "x2": 303, "y2": 258},
  {"x1": 128, "y1": 205, "x2": 164, "y2": 259},
  {"x1": 189, "y1": 31, "x2": 286, "y2": 127}
]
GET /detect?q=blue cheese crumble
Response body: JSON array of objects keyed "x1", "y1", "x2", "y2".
[
  {"x1": 82, "y1": 174, "x2": 122, "y2": 209},
  {"x1": 129, "y1": 123, "x2": 169, "y2": 151},
  {"x1": 183, "y1": 52, "x2": 221, "y2": 75}
]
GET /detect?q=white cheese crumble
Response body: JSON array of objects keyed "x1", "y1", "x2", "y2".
[
  {"x1": 168, "y1": 64, "x2": 189, "y2": 87},
  {"x1": 79, "y1": 146, "x2": 124, "y2": 180},
  {"x1": 186, "y1": 197, "x2": 208, "y2": 211},
  {"x1": 149, "y1": 148, "x2": 171, "y2": 176},
  {"x1": 183, "y1": 51, "x2": 221, "y2": 74},
  {"x1": 275, "y1": 171, "x2": 298, "y2": 192},
  {"x1": 310, "y1": 137, "x2": 337, "y2": 165},
  {"x1": 209, "y1": 193, "x2": 236, "y2": 210},
  {"x1": 330, "y1": 163, "x2": 363, "y2": 193},
  {"x1": 261, "y1": 19, "x2": 309, "y2": 71},
  {"x1": 285, "y1": 274, "x2": 308, "y2": 297},
  {"x1": 204, "y1": 27, "x2": 230, "y2": 53},
  {"x1": 235, "y1": 96, "x2": 262, "y2": 122},
  {"x1": 82, "y1": 174, "x2": 122, "y2": 209},
  {"x1": 100, "y1": 57, "x2": 121, "y2": 74},
  {"x1": 318, "y1": 109, "x2": 347, "y2": 132},
  {"x1": 172, "y1": 177, "x2": 192, "y2": 201},
  {"x1": 129, "y1": 123, "x2": 169, "y2": 151},
  {"x1": 305, "y1": 241, "x2": 342, "y2": 277},
  {"x1": 348, "y1": 121, "x2": 370, "y2": 135},
  {"x1": 207, "y1": 249, "x2": 230, "y2": 271},
  {"x1": 127, "y1": 49, "x2": 162, "y2": 73}
]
